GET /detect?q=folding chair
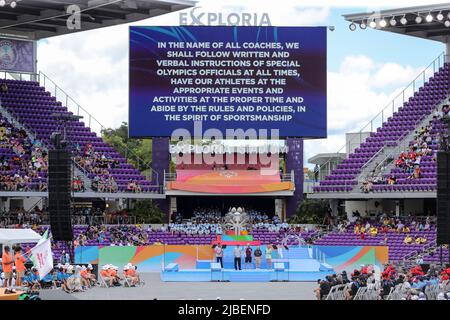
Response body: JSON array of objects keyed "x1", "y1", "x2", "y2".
[{"x1": 99, "y1": 275, "x2": 112, "y2": 288}]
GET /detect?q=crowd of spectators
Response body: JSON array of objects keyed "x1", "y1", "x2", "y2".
[
  {"x1": 74, "y1": 143, "x2": 141, "y2": 193},
  {"x1": 0, "y1": 206, "x2": 45, "y2": 227},
  {"x1": 73, "y1": 224, "x2": 150, "y2": 247},
  {"x1": 331, "y1": 214, "x2": 435, "y2": 244},
  {"x1": 361, "y1": 105, "x2": 450, "y2": 193},
  {"x1": 191, "y1": 207, "x2": 222, "y2": 223},
  {"x1": 0, "y1": 117, "x2": 48, "y2": 192},
  {"x1": 166, "y1": 222, "x2": 222, "y2": 235},
  {"x1": 315, "y1": 263, "x2": 450, "y2": 300}
]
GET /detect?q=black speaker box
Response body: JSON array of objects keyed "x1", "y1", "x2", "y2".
[
  {"x1": 48, "y1": 149, "x2": 73, "y2": 241},
  {"x1": 437, "y1": 151, "x2": 450, "y2": 245}
]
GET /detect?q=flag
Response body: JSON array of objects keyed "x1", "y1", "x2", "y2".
[{"x1": 30, "y1": 230, "x2": 53, "y2": 280}]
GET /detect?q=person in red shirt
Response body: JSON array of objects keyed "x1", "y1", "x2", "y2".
[
  {"x1": 14, "y1": 247, "x2": 27, "y2": 287},
  {"x1": 1, "y1": 246, "x2": 13, "y2": 288}
]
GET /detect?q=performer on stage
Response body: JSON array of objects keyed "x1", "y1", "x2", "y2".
[
  {"x1": 254, "y1": 246, "x2": 262, "y2": 269},
  {"x1": 265, "y1": 245, "x2": 273, "y2": 270},
  {"x1": 233, "y1": 245, "x2": 242, "y2": 270},
  {"x1": 244, "y1": 244, "x2": 252, "y2": 269},
  {"x1": 214, "y1": 243, "x2": 224, "y2": 268}
]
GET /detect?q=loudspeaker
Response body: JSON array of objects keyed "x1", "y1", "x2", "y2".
[
  {"x1": 48, "y1": 149, "x2": 73, "y2": 241},
  {"x1": 437, "y1": 151, "x2": 450, "y2": 245}
]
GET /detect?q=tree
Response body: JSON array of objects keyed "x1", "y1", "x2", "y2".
[
  {"x1": 289, "y1": 199, "x2": 329, "y2": 224},
  {"x1": 131, "y1": 199, "x2": 165, "y2": 223},
  {"x1": 101, "y1": 122, "x2": 152, "y2": 175}
]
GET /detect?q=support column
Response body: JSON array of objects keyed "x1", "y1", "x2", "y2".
[
  {"x1": 285, "y1": 138, "x2": 304, "y2": 218},
  {"x1": 446, "y1": 42, "x2": 450, "y2": 63},
  {"x1": 152, "y1": 137, "x2": 170, "y2": 220}
]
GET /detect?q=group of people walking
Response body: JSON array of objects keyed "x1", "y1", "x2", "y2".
[{"x1": 213, "y1": 243, "x2": 276, "y2": 270}]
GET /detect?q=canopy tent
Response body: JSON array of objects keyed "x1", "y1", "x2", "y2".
[{"x1": 0, "y1": 228, "x2": 42, "y2": 247}]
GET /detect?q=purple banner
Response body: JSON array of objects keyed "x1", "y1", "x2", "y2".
[{"x1": 0, "y1": 38, "x2": 35, "y2": 73}]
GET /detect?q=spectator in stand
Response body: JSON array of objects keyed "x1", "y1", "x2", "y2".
[
  {"x1": 404, "y1": 234, "x2": 413, "y2": 244},
  {"x1": 0, "y1": 83, "x2": 8, "y2": 93}
]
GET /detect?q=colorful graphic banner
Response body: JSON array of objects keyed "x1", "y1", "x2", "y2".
[
  {"x1": 75, "y1": 245, "x2": 388, "y2": 273},
  {"x1": 0, "y1": 38, "x2": 35, "y2": 73},
  {"x1": 129, "y1": 26, "x2": 327, "y2": 138},
  {"x1": 167, "y1": 169, "x2": 293, "y2": 193}
]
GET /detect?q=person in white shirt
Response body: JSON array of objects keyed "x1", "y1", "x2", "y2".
[{"x1": 214, "y1": 244, "x2": 224, "y2": 268}]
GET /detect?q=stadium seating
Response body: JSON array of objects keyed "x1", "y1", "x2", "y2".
[
  {"x1": 0, "y1": 79, "x2": 157, "y2": 192},
  {"x1": 0, "y1": 115, "x2": 47, "y2": 191},
  {"x1": 370, "y1": 117, "x2": 446, "y2": 192},
  {"x1": 314, "y1": 224, "x2": 436, "y2": 262},
  {"x1": 314, "y1": 63, "x2": 450, "y2": 193}
]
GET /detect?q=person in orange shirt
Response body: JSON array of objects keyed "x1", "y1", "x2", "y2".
[
  {"x1": 123, "y1": 265, "x2": 138, "y2": 286},
  {"x1": 80, "y1": 266, "x2": 91, "y2": 288},
  {"x1": 14, "y1": 247, "x2": 27, "y2": 287},
  {"x1": 1, "y1": 246, "x2": 13, "y2": 288},
  {"x1": 109, "y1": 266, "x2": 121, "y2": 285},
  {"x1": 100, "y1": 265, "x2": 114, "y2": 287}
]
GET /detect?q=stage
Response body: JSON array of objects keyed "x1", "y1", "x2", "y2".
[
  {"x1": 0, "y1": 288, "x2": 22, "y2": 300},
  {"x1": 161, "y1": 267, "x2": 334, "y2": 282},
  {"x1": 161, "y1": 249, "x2": 335, "y2": 282}
]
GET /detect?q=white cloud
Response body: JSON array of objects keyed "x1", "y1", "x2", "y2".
[{"x1": 304, "y1": 55, "x2": 426, "y2": 168}]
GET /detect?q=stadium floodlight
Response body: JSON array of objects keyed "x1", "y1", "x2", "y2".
[
  {"x1": 10, "y1": 1, "x2": 16, "y2": 8},
  {"x1": 349, "y1": 22, "x2": 357, "y2": 31},
  {"x1": 379, "y1": 19, "x2": 387, "y2": 28},
  {"x1": 390, "y1": 17, "x2": 397, "y2": 26},
  {"x1": 415, "y1": 15, "x2": 422, "y2": 24},
  {"x1": 445, "y1": 20, "x2": 450, "y2": 27},
  {"x1": 400, "y1": 15, "x2": 407, "y2": 25},
  {"x1": 369, "y1": 20, "x2": 377, "y2": 28},
  {"x1": 0, "y1": 0, "x2": 5, "y2": 7},
  {"x1": 437, "y1": 12, "x2": 444, "y2": 21},
  {"x1": 425, "y1": 13, "x2": 433, "y2": 22},
  {"x1": 360, "y1": 21, "x2": 367, "y2": 29}
]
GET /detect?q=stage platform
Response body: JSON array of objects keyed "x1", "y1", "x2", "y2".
[
  {"x1": 161, "y1": 268, "x2": 334, "y2": 282},
  {"x1": 0, "y1": 288, "x2": 22, "y2": 300}
]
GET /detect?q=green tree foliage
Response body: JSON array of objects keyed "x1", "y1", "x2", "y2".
[
  {"x1": 101, "y1": 122, "x2": 152, "y2": 176},
  {"x1": 131, "y1": 199, "x2": 165, "y2": 223},
  {"x1": 289, "y1": 199, "x2": 329, "y2": 224}
]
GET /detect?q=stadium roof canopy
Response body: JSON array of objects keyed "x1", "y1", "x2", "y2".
[
  {"x1": 343, "y1": 2, "x2": 450, "y2": 43},
  {"x1": 0, "y1": 0, "x2": 195, "y2": 40}
]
